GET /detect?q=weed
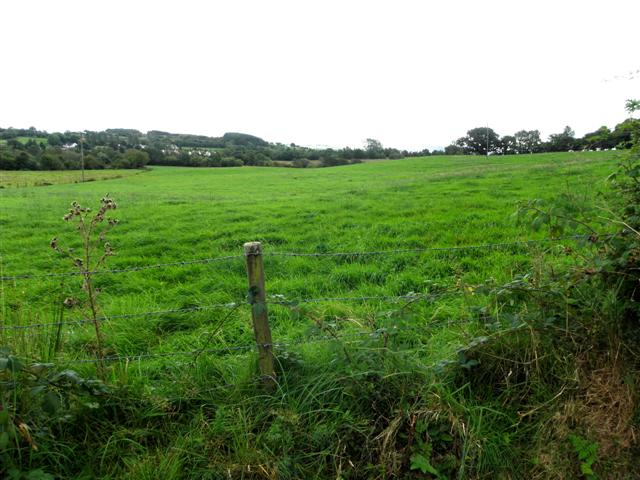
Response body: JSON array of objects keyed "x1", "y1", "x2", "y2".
[
  {"x1": 50, "y1": 197, "x2": 118, "y2": 376},
  {"x1": 569, "y1": 434, "x2": 599, "y2": 479}
]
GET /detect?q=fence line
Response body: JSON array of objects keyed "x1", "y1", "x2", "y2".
[
  {"x1": 68, "y1": 344, "x2": 257, "y2": 364},
  {"x1": 0, "y1": 302, "x2": 243, "y2": 332},
  {"x1": 269, "y1": 292, "x2": 448, "y2": 306},
  {"x1": 0, "y1": 292, "x2": 454, "y2": 333},
  {"x1": 0, "y1": 254, "x2": 244, "y2": 282},
  {"x1": 0, "y1": 281, "x2": 576, "y2": 335},
  {"x1": 1, "y1": 234, "x2": 612, "y2": 390},
  {"x1": 0, "y1": 234, "x2": 601, "y2": 282},
  {"x1": 265, "y1": 234, "x2": 596, "y2": 258},
  {"x1": 64, "y1": 328, "x2": 395, "y2": 365}
]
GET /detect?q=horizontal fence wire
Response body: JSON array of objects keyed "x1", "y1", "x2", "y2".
[
  {"x1": 0, "y1": 280, "x2": 576, "y2": 334},
  {"x1": 265, "y1": 234, "x2": 597, "y2": 258},
  {"x1": 0, "y1": 234, "x2": 604, "y2": 282},
  {"x1": 0, "y1": 254, "x2": 244, "y2": 282},
  {"x1": 68, "y1": 344, "x2": 258, "y2": 364},
  {"x1": 268, "y1": 292, "x2": 448, "y2": 306},
  {"x1": 0, "y1": 292, "x2": 452, "y2": 333},
  {"x1": 64, "y1": 328, "x2": 394, "y2": 365},
  {"x1": 0, "y1": 302, "x2": 243, "y2": 332},
  {"x1": 266, "y1": 329, "x2": 390, "y2": 349}
]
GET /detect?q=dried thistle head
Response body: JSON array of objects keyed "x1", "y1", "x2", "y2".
[
  {"x1": 93, "y1": 196, "x2": 118, "y2": 226},
  {"x1": 100, "y1": 196, "x2": 117, "y2": 211}
]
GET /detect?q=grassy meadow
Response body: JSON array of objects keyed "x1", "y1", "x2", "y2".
[
  {"x1": 0, "y1": 169, "x2": 146, "y2": 188},
  {"x1": 0, "y1": 151, "x2": 629, "y2": 478}
]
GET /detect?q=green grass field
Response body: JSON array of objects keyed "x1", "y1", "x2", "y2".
[
  {"x1": 0, "y1": 151, "x2": 626, "y2": 478},
  {"x1": 0, "y1": 169, "x2": 146, "y2": 188},
  {"x1": 0, "y1": 136, "x2": 48, "y2": 146}
]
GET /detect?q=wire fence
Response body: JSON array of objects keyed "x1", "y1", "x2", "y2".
[
  {"x1": 64, "y1": 329, "x2": 392, "y2": 365},
  {"x1": 266, "y1": 234, "x2": 596, "y2": 258},
  {"x1": 0, "y1": 234, "x2": 602, "y2": 282},
  {"x1": 0, "y1": 301, "x2": 242, "y2": 332},
  {"x1": 0, "y1": 293, "x2": 454, "y2": 335},
  {"x1": 0, "y1": 234, "x2": 607, "y2": 376},
  {"x1": 0, "y1": 254, "x2": 244, "y2": 281}
]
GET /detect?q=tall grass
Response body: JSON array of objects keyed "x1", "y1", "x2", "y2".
[{"x1": 1, "y1": 151, "x2": 637, "y2": 478}]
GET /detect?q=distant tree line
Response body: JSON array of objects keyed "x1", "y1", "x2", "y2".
[
  {"x1": 1, "y1": 115, "x2": 638, "y2": 171},
  {"x1": 0, "y1": 128, "x2": 427, "y2": 170},
  {"x1": 444, "y1": 117, "x2": 638, "y2": 156}
]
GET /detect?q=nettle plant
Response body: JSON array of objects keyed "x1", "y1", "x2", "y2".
[
  {"x1": 517, "y1": 99, "x2": 640, "y2": 315},
  {"x1": 50, "y1": 196, "x2": 118, "y2": 376}
]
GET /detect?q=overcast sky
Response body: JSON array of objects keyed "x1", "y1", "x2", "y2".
[{"x1": 1, "y1": 0, "x2": 638, "y2": 151}]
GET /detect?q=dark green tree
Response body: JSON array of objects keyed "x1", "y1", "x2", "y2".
[
  {"x1": 546, "y1": 126, "x2": 576, "y2": 152},
  {"x1": 457, "y1": 127, "x2": 501, "y2": 155},
  {"x1": 365, "y1": 138, "x2": 384, "y2": 158},
  {"x1": 514, "y1": 130, "x2": 542, "y2": 154},
  {"x1": 121, "y1": 149, "x2": 149, "y2": 168},
  {"x1": 499, "y1": 135, "x2": 517, "y2": 155}
]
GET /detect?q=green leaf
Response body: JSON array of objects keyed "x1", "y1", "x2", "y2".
[
  {"x1": 7, "y1": 468, "x2": 22, "y2": 480},
  {"x1": 0, "y1": 409, "x2": 9, "y2": 425},
  {"x1": 7, "y1": 357, "x2": 22, "y2": 373},
  {"x1": 580, "y1": 463, "x2": 594, "y2": 475},
  {"x1": 29, "y1": 363, "x2": 54, "y2": 376},
  {"x1": 0, "y1": 431, "x2": 9, "y2": 449},
  {"x1": 410, "y1": 453, "x2": 440, "y2": 475},
  {"x1": 53, "y1": 369, "x2": 83, "y2": 385},
  {"x1": 461, "y1": 359, "x2": 480, "y2": 369},
  {"x1": 42, "y1": 392, "x2": 61, "y2": 415},
  {"x1": 31, "y1": 385, "x2": 47, "y2": 396},
  {"x1": 26, "y1": 470, "x2": 55, "y2": 480}
]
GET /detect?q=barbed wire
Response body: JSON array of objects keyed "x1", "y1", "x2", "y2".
[
  {"x1": 64, "y1": 328, "x2": 393, "y2": 364},
  {"x1": 1, "y1": 274, "x2": 589, "y2": 335},
  {"x1": 0, "y1": 255, "x2": 244, "y2": 282},
  {"x1": 267, "y1": 292, "x2": 447, "y2": 306},
  {"x1": 268, "y1": 329, "x2": 390, "y2": 348},
  {"x1": 68, "y1": 343, "x2": 256, "y2": 364},
  {"x1": 9, "y1": 320, "x2": 531, "y2": 377},
  {"x1": 1, "y1": 233, "x2": 608, "y2": 283},
  {"x1": 0, "y1": 301, "x2": 242, "y2": 332},
  {"x1": 265, "y1": 234, "x2": 598, "y2": 259},
  {"x1": 0, "y1": 292, "x2": 452, "y2": 333}
]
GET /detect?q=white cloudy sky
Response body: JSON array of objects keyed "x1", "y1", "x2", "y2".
[{"x1": 1, "y1": 0, "x2": 638, "y2": 150}]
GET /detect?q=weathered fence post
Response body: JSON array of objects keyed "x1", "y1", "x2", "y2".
[{"x1": 244, "y1": 241, "x2": 276, "y2": 389}]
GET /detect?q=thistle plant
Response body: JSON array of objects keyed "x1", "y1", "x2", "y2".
[{"x1": 50, "y1": 196, "x2": 118, "y2": 377}]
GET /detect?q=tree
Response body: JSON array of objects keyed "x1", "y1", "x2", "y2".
[
  {"x1": 498, "y1": 135, "x2": 517, "y2": 155},
  {"x1": 40, "y1": 150, "x2": 64, "y2": 170},
  {"x1": 15, "y1": 151, "x2": 37, "y2": 170},
  {"x1": 121, "y1": 149, "x2": 149, "y2": 168},
  {"x1": 514, "y1": 130, "x2": 542, "y2": 154},
  {"x1": 444, "y1": 143, "x2": 465, "y2": 155},
  {"x1": 547, "y1": 126, "x2": 576, "y2": 152},
  {"x1": 365, "y1": 138, "x2": 384, "y2": 158},
  {"x1": 610, "y1": 118, "x2": 640, "y2": 149},
  {"x1": 47, "y1": 133, "x2": 62, "y2": 147},
  {"x1": 457, "y1": 127, "x2": 501, "y2": 155},
  {"x1": 582, "y1": 126, "x2": 615, "y2": 150}
]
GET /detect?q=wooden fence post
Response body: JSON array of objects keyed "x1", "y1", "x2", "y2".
[{"x1": 244, "y1": 241, "x2": 276, "y2": 389}]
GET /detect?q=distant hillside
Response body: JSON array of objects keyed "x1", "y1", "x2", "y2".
[{"x1": 0, "y1": 127, "x2": 423, "y2": 171}]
